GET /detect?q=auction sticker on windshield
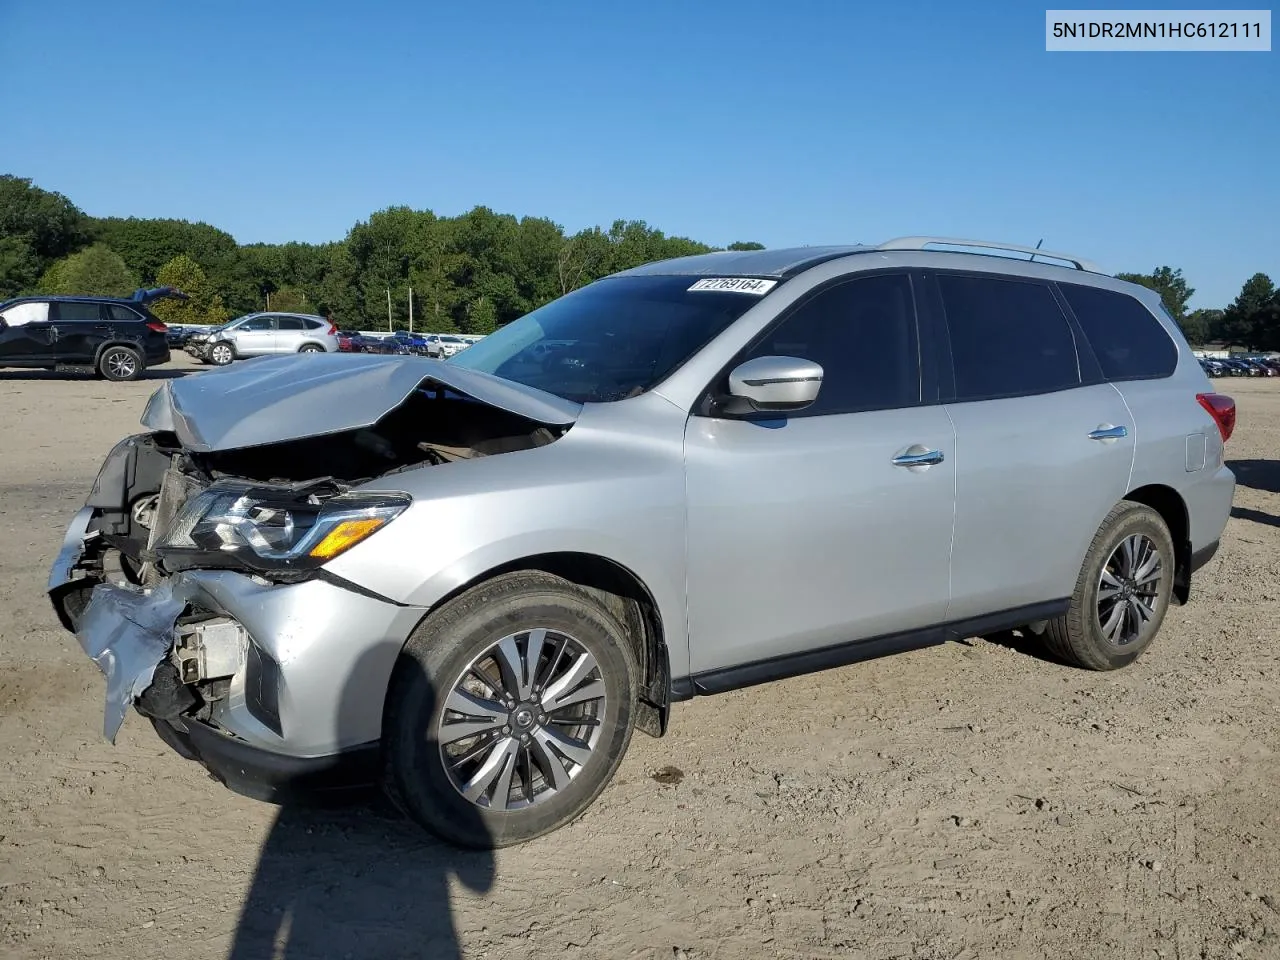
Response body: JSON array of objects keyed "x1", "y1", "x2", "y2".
[{"x1": 687, "y1": 277, "x2": 778, "y2": 295}]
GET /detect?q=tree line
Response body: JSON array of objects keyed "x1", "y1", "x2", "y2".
[{"x1": 2, "y1": 174, "x2": 1276, "y2": 347}]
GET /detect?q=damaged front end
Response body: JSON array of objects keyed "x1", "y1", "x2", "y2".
[{"x1": 48, "y1": 354, "x2": 581, "y2": 786}]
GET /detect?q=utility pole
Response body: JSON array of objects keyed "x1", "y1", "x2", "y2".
[
  {"x1": 408, "y1": 287, "x2": 414, "y2": 334},
  {"x1": 386, "y1": 288, "x2": 392, "y2": 331}
]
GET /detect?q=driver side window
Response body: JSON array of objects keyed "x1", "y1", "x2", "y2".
[
  {"x1": 736, "y1": 273, "x2": 922, "y2": 416},
  {"x1": 0, "y1": 302, "x2": 51, "y2": 327},
  {"x1": 240, "y1": 316, "x2": 275, "y2": 332}
]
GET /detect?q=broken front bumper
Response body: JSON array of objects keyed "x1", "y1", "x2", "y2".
[{"x1": 49, "y1": 513, "x2": 429, "y2": 799}]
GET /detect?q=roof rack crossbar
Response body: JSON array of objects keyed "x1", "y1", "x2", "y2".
[{"x1": 876, "y1": 236, "x2": 1100, "y2": 273}]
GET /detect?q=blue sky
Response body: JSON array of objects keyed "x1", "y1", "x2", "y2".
[{"x1": 1, "y1": 0, "x2": 1275, "y2": 307}]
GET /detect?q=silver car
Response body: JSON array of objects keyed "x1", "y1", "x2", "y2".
[
  {"x1": 48, "y1": 237, "x2": 1236, "y2": 849},
  {"x1": 188, "y1": 312, "x2": 340, "y2": 364}
]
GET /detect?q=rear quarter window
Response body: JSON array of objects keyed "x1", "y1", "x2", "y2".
[
  {"x1": 108, "y1": 305, "x2": 142, "y2": 322},
  {"x1": 1058, "y1": 283, "x2": 1177, "y2": 381}
]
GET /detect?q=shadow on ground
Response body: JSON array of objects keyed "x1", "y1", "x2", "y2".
[
  {"x1": 1232, "y1": 506, "x2": 1280, "y2": 529},
  {"x1": 1228, "y1": 460, "x2": 1280, "y2": 495},
  {"x1": 971, "y1": 629, "x2": 1062, "y2": 665},
  {"x1": 0, "y1": 367, "x2": 194, "y2": 381},
  {"x1": 227, "y1": 798, "x2": 493, "y2": 960},
  {"x1": 226, "y1": 645, "x2": 495, "y2": 960}
]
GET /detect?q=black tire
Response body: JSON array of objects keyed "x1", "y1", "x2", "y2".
[
  {"x1": 1043, "y1": 501, "x2": 1175, "y2": 671},
  {"x1": 209, "y1": 342, "x2": 235, "y2": 366},
  {"x1": 384, "y1": 570, "x2": 639, "y2": 849},
  {"x1": 97, "y1": 345, "x2": 143, "y2": 382},
  {"x1": 298, "y1": 343, "x2": 323, "y2": 353}
]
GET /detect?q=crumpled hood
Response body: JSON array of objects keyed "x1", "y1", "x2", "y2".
[{"x1": 141, "y1": 353, "x2": 582, "y2": 452}]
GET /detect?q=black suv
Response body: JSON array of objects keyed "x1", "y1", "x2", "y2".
[{"x1": 0, "y1": 287, "x2": 179, "y2": 381}]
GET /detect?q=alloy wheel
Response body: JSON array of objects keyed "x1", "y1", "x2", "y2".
[
  {"x1": 106, "y1": 350, "x2": 137, "y2": 379},
  {"x1": 439, "y1": 628, "x2": 607, "y2": 811},
  {"x1": 211, "y1": 344, "x2": 232, "y2": 364},
  {"x1": 1097, "y1": 534, "x2": 1163, "y2": 647}
]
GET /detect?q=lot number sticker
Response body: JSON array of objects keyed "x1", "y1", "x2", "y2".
[{"x1": 688, "y1": 277, "x2": 777, "y2": 295}]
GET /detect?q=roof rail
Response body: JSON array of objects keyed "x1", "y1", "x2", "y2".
[{"x1": 876, "y1": 236, "x2": 1101, "y2": 273}]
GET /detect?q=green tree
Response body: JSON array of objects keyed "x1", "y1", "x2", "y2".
[
  {"x1": 728, "y1": 241, "x2": 766, "y2": 250},
  {"x1": 150, "y1": 254, "x2": 230, "y2": 326},
  {"x1": 466, "y1": 295, "x2": 498, "y2": 335},
  {"x1": 39, "y1": 243, "x2": 136, "y2": 296},
  {"x1": 90, "y1": 218, "x2": 238, "y2": 284},
  {"x1": 1220, "y1": 273, "x2": 1276, "y2": 349},
  {"x1": 1184, "y1": 308, "x2": 1223, "y2": 346},
  {"x1": 267, "y1": 285, "x2": 316, "y2": 314},
  {"x1": 1115, "y1": 266, "x2": 1195, "y2": 328},
  {"x1": 0, "y1": 175, "x2": 87, "y2": 297}
]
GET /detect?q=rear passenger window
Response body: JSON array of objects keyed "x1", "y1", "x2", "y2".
[
  {"x1": 1058, "y1": 283, "x2": 1177, "y2": 381},
  {"x1": 52, "y1": 302, "x2": 102, "y2": 322},
  {"x1": 276, "y1": 317, "x2": 305, "y2": 330},
  {"x1": 739, "y1": 272, "x2": 920, "y2": 415},
  {"x1": 938, "y1": 275, "x2": 1080, "y2": 401}
]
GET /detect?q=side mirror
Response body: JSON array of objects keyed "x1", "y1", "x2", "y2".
[{"x1": 725, "y1": 355, "x2": 823, "y2": 413}]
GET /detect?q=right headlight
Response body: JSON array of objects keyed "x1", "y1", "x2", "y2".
[{"x1": 155, "y1": 481, "x2": 410, "y2": 575}]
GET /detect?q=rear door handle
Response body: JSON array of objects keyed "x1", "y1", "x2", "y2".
[
  {"x1": 892, "y1": 447, "x2": 945, "y2": 467},
  {"x1": 1088, "y1": 425, "x2": 1128, "y2": 441}
]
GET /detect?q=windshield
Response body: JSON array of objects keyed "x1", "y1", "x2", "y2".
[{"x1": 446, "y1": 275, "x2": 777, "y2": 402}]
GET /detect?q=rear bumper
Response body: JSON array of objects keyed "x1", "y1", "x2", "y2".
[{"x1": 150, "y1": 715, "x2": 379, "y2": 804}]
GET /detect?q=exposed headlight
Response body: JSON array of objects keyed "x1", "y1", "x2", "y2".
[{"x1": 154, "y1": 481, "x2": 410, "y2": 574}]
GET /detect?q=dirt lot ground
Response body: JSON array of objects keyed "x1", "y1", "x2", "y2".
[{"x1": 2, "y1": 356, "x2": 1278, "y2": 960}]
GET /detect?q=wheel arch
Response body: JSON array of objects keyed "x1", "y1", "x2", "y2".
[
  {"x1": 393, "y1": 551, "x2": 673, "y2": 739},
  {"x1": 1123, "y1": 484, "x2": 1191, "y2": 604},
  {"x1": 93, "y1": 339, "x2": 144, "y2": 364}
]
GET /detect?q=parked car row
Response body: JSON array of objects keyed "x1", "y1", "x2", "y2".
[
  {"x1": 336, "y1": 330, "x2": 480, "y2": 357},
  {"x1": 1199, "y1": 355, "x2": 1280, "y2": 377}
]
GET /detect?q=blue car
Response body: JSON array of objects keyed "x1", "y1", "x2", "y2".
[{"x1": 390, "y1": 330, "x2": 429, "y2": 355}]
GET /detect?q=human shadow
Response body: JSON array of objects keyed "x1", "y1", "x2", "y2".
[
  {"x1": 1228, "y1": 460, "x2": 1280, "y2": 495},
  {"x1": 227, "y1": 645, "x2": 495, "y2": 960}
]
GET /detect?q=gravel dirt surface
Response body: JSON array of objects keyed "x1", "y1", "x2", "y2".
[{"x1": 2, "y1": 356, "x2": 1278, "y2": 960}]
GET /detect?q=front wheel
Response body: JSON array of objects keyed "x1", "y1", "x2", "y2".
[
  {"x1": 384, "y1": 571, "x2": 639, "y2": 849},
  {"x1": 1043, "y1": 501, "x2": 1175, "y2": 671},
  {"x1": 209, "y1": 342, "x2": 234, "y2": 365},
  {"x1": 97, "y1": 345, "x2": 143, "y2": 382}
]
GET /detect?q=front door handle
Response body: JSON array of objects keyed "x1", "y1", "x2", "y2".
[
  {"x1": 892, "y1": 447, "x2": 945, "y2": 467},
  {"x1": 1088, "y1": 424, "x2": 1128, "y2": 441}
]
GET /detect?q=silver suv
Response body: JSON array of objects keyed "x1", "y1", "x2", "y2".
[
  {"x1": 49, "y1": 237, "x2": 1236, "y2": 849},
  {"x1": 187, "y1": 312, "x2": 339, "y2": 364}
]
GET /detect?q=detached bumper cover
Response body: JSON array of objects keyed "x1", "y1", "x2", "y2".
[{"x1": 76, "y1": 580, "x2": 186, "y2": 742}]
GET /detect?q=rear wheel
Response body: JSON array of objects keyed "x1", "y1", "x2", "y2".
[
  {"x1": 97, "y1": 345, "x2": 143, "y2": 382},
  {"x1": 299, "y1": 343, "x2": 323, "y2": 353},
  {"x1": 384, "y1": 571, "x2": 638, "y2": 849},
  {"x1": 1043, "y1": 501, "x2": 1175, "y2": 671},
  {"x1": 209, "y1": 342, "x2": 234, "y2": 365}
]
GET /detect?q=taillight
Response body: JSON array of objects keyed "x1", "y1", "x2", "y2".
[
  {"x1": 327, "y1": 322, "x2": 338, "y2": 335},
  {"x1": 146, "y1": 321, "x2": 167, "y2": 332},
  {"x1": 1197, "y1": 392, "x2": 1236, "y2": 443}
]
